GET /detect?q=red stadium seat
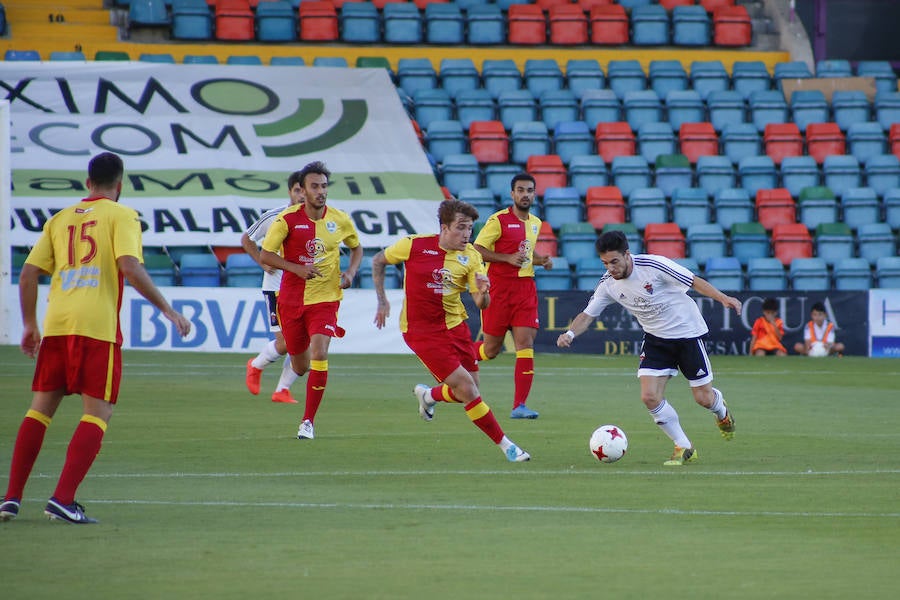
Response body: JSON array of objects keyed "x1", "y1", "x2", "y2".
[
  {"x1": 537, "y1": 0, "x2": 572, "y2": 10},
  {"x1": 891, "y1": 123, "x2": 900, "y2": 159},
  {"x1": 549, "y1": 5, "x2": 589, "y2": 46},
  {"x1": 214, "y1": 0, "x2": 254, "y2": 41},
  {"x1": 469, "y1": 121, "x2": 509, "y2": 164},
  {"x1": 713, "y1": 5, "x2": 751, "y2": 46},
  {"x1": 763, "y1": 123, "x2": 803, "y2": 165},
  {"x1": 679, "y1": 122, "x2": 719, "y2": 164},
  {"x1": 756, "y1": 188, "x2": 796, "y2": 231},
  {"x1": 772, "y1": 223, "x2": 813, "y2": 265},
  {"x1": 806, "y1": 122, "x2": 846, "y2": 164},
  {"x1": 578, "y1": 0, "x2": 613, "y2": 10},
  {"x1": 535, "y1": 221, "x2": 559, "y2": 256},
  {"x1": 526, "y1": 155, "x2": 567, "y2": 196},
  {"x1": 590, "y1": 5, "x2": 629, "y2": 45},
  {"x1": 585, "y1": 186, "x2": 626, "y2": 230},
  {"x1": 644, "y1": 223, "x2": 686, "y2": 259},
  {"x1": 413, "y1": 0, "x2": 449, "y2": 9},
  {"x1": 373, "y1": 0, "x2": 406, "y2": 8},
  {"x1": 299, "y1": 1, "x2": 339, "y2": 41},
  {"x1": 595, "y1": 122, "x2": 635, "y2": 163},
  {"x1": 700, "y1": 0, "x2": 735, "y2": 11},
  {"x1": 508, "y1": 5, "x2": 547, "y2": 45}
]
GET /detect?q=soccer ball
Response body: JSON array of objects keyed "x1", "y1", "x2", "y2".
[
  {"x1": 808, "y1": 342, "x2": 828, "y2": 357},
  {"x1": 589, "y1": 425, "x2": 628, "y2": 463}
]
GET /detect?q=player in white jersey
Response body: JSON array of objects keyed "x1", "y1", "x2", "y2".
[
  {"x1": 557, "y1": 230, "x2": 741, "y2": 465},
  {"x1": 242, "y1": 172, "x2": 305, "y2": 403}
]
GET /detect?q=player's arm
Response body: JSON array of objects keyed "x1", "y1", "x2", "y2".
[
  {"x1": 532, "y1": 251, "x2": 553, "y2": 270},
  {"x1": 691, "y1": 275, "x2": 742, "y2": 315},
  {"x1": 371, "y1": 250, "x2": 391, "y2": 329},
  {"x1": 556, "y1": 312, "x2": 595, "y2": 348},
  {"x1": 240, "y1": 232, "x2": 276, "y2": 275},
  {"x1": 18, "y1": 263, "x2": 46, "y2": 358},
  {"x1": 118, "y1": 255, "x2": 191, "y2": 337},
  {"x1": 471, "y1": 273, "x2": 491, "y2": 310},
  {"x1": 474, "y1": 243, "x2": 526, "y2": 267},
  {"x1": 341, "y1": 244, "x2": 363, "y2": 289}
]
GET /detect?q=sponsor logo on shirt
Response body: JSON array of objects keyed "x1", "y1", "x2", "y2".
[
  {"x1": 422, "y1": 249, "x2": 439, "y2": 255},
  {"x1": 59, "y1": 266, "x2": 100, "y2": 291}
]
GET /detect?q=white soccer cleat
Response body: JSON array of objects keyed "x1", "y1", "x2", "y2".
[
  {"x1": 414, "y1": 384, "x2": 435, "y2": 422},
  {"x1": 505, "y1": 444, "x2": 531, "y2": 462},
  {"x1": 296, "y1": 419, "x2": 315, "y2": 440}
]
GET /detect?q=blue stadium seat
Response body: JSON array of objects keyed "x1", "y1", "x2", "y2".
[
  {"x1": 628, "y1": 188, "x2": 668, "y2": 230},
  {"x1": 482, "y1": 59, "x2": 522, "y2": 99},
  {"x1": 637, "y1": 122, "x2": 676, "y2": 165},
  {"x1": 535, "y1": 257, "x2": 572, "y2": 291},
  {"x1": 704, "y1": 256, "x2": 743, "y2": 291},
  {"x1": 484, "y1": 164, "x2": 522, "y2": 201},
  {"x1": 458, "y1": 188, "x2": 497, "y2": 217},
  {"x1": 673, "y1": 5, "x2": 711, "y2": 47},
  {"x1": 312, "y1": 56, "x2": 347, "y2": 68},
  {"x1": 674, "y1": 257, "x2": 702, "y2": 277},
  {"x1": 876, "y1": 256, "x2": 900, "y2": 288},
  {"x1": 694, "y1": 156, "x2": 734, "y2": 197},
  {"x1": 856, "y1": 60, "x2": 898, "y2": 94},
  {"x1": 790, "y1": 257, "x2": 830, "y2": 291},
  {"x1": 143, "y1": 253, "x2": 178, "y2": 287},
  {"x1": 631, "y1": 4, "x2": 670, "y2": 46},
  {"x1": 815, "y1": 59, "x2": 852, "y2": 78},
  {"x1": 789, "y1": 90, "x2": 829, "y2": 132},
  {"x1": 172, "y1": 0, "x2": 213, "y2": 40},
  {"x1": 568, "y1": 155, "x2": 608, "y2": 198},
  {"x1": 623, "y1": 90, "x2": 663, "y2": 131},
  {"x1": 179, "y1": 253, "x2": 221, "y2": 287},
  {"x1": 427, "y1": 120, "x2": 466, "y2": 163},
  {"x1": 686, "y1": 223, "x2": 726, "y2": 267},
  {"x1": 543, "y1": 187, "x2": 583, "y2": 228},
  {"x1": 553, "y1": 121, "x2": 593, "y2": 165},
  {"x1": 129, "y1": 0, "x2": 170, "y2": 27},
  {"x1": 607, "y1": 60, "x2": 647, "y2": 99},
  {"x1": 226, "y1": 55, "x2": 263, "y2": 65},
  {"x1": 648, "y1": 60, "x2": 688, "y2": 98},
  {"x1": 425, "y1": 3, "x2": 464, "y2": 45},
  {"x1": 271, "y1": 54, "x2": 305, "y2": 65},
  {"x1": 847, "y1": 122, "x2": 886, "y2": 165},
  {"x1": 822, "y1": 155, "x2": 861, "y2": 197},
  {"x1": 618, "y1": 0, "x2": 654, "y2": 8},
  {"x1": 738, "y1": 155, "x2": 777, "y2": 196},
  {"x1": 874, "y1": 91, "x2": 900, "y2": 131},
  {"x1": 858, "y1": 223, "x2": 896, "y2": 265},
  {"x1": 139, "y1": 53, "x2": 176, "y2": 63},
  {"x1": 574, "y1": 257, "x2": 608, "y2": 291},
  {"x1": 467, "y1": 5, "x2": 505, "y2": 45},
  {"x1": 732, "y1": 61, "x2": 771, "y2": 100},
  {"x1": 747, "y1": 257, "x2": 787, "y2": 291},
  {"x1": 612, "y1": 156, "x2": 652, "y2": 198},
  {"x1": 340, "y1": 2, "x2": 380, "y2": 43},
  {"x1": 456, "y1": 89, "x2": 496, "y2": 131},
  {"x1": 224, "y1": 253, "x2": 262, "y2": 288},
  {"x1": 749, "y1": 90, "x2": 789, "y2": 132},
  {"x1": 832, "y1": 90, "x2": 871, "y2": 132},
  {"x1": 49, "y1": 51, "x2": 87, "y2": 61},
  {"x1": 654, "y1": 153, "x2": 692, "y2": 197},
  {"x1": 707, "y1": 90, "x2": 746, "y2": 133},
  {"x1": 780, "y1": 156, "x2": 820, "y2": 198},
  {"x1": 712, "y1": 188, "x2": 753, "y2": 231},
  {"x1": 510, "y1": 121, "x2": 551, "y2": 165},
  {"x1": 886, "y1": 188, "x2": 900, "y2": 230},
  {"x1": 832, "y1": 257, "x2": 873, "y2": 290},
  {"x1": 441, "y1": 154, "x2": 481, "y2": 197},
  {"x1": 397, "y1": 58, "x2": 437, "y2": 96},
  {"x1": 498, "y1": 89, "x2": 538, "y2": 130},
  {"x1": 798, "y1": 194, "x2": 838, "y2": 230},
  {"x1": 383, "y1": 3, "x2": 423, "y2": 44},
  {"x1": 539, "y1": 89, "x2": 579, "y2": 131},
  {"x1": 566, "y1": 59, "x2": 605, "y2": 97},
  {"x1": 524, "y1": 59, "x2": 565, "y2": 99},
  {"x1": 255, "y1": 0, "x2": 295, "y2": 41},
  {"x1": 665, "y1": 90, "x2": 705, "y2": 131},
  {"x1": 672, "y1": 187, "x2": 711, "y2": 230},
  {"x1": 603, "y1": 222, "x2": 643, "y2": 254},
  {"x1": 721, "y1": 123, "x2": 760, "y2": 164},
  {"x1": 689, "y1": 60, "x2": 729, "y2": 100},
  {"x1": 413, "y1": 88, "x2": 453, "y2": 130},
  {"x1": 865, "y1": 154, "x2": 900, "y2": 197},
  {"x1": 731, "y1": 222, "x2": 770, "y2": 266},
  {"x1": 4, "y1": 50, "x2": 41, "y2": 61},
  {"x1": 581, "y1": 89, "x2": 622, "y2": 131},
  {"x1": 813, "y1": 222, "x2": 853, "y2": 266},
  {"x1": 773, "y1": 61, "x2": 812, "y2": 91},
  {"x1": 559, "y1": 223, "x2": 598, "y2": 265},
  {"x1": 183, "y1": 54, "x2": 219, "y2": 64},
  {"x1": 841, "y1": 187, "x2": 881, "y2": 231},
  {"x1": 439, "y1": 58, "x2": 480, "y2": 100}
]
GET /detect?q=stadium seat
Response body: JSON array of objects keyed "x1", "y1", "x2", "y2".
[
  {"x1": 511, "y1": 122, "x2": 552, "y2": 165},
  {"x1": 822, "y1": 155, "x2": 861, "y2": 197},
  {"x1": 632, "y1": 4, "x2": 670, "y2": 46},
  {"x1": 780, "y1": 156, "x2": 820, "y2": 198},
  {"x1": 813, "y1": 222, "x2": 853, "y2": 266},
  {"x1": 796, "y1": 185, "x2": 837, "y2": 230},
  {"x1": 540, "y1": 89, "x2": 580, "y2": 131},
  {"x1": 535, "y1": 257, "x2": 572, "y2": 290},
  {"x1": 841, "y1": 187, "x2": 881, "y2": 231},
  {"x1": 456, "y1": 90, "x2": 496, "y2": 131},
  {"x1": 721, "y1": 123, "x2": 760, "y2": 164},
  {"x1": 484, "y1": 164, "x2": 522, "y2": 201},
  {"x1": 603, "y1": 222, "x2": 643, "y2": 254},
  {"x1": 459, "y1": 189, "x2": 497, "y2": 218},
  {"x1": 94, "y1": 51, "x2": 130, "y2": 61},
  {"x1": 713, "y1": 188, "x2": 753, "y2": 231},
  {"x1": 789, "y1": 90, "x2": 829, "y2": 132},
  {"x1": 179, "y1": 253, "x2": 222, "y2": 287},
  {"x1": 638, "y1": 122, "x2": 676, "y2": 165},
  {"x1": 738, "y1": 155, "x2": 777, "y2": 197},
  {"x1": 731, "y1": 61, "x2": 771, "y2": 100},
  {"x1": 508, "y1": 4, "x2": 547, "y2": 45},
  {"x1": 585, "y1": 186, "x2": 625, "y2": 230},
  {"x1": 689, "y1": 60, "x2": 729, "y2": 100},
  {"x1": 806, "y1": 123, "x2": 846, "y2": 165},
  {"x1": 469, "y1": 121, "x2": 509, "y2": 165},
  {"x1": 441, "y1": 154, "x2": 481, "y2": 196},
  {"x1": 607, "y1": 60, "x2": 647, "y2": 100},
  {"x1": 183, "y1": 54, "x2": 219, "y2": 64},
  {"x1": 482, "y1": 59, "x2": 522, "y2": 99},
  {"x1": 383, "y1": 3, "x2": 423, "y2": 44},
  {"x1": 467, "y1": 5, "x2": 505, "y2": 45},
  {"x1": 892, "y1": 124, "x2": 900, "y2": 160},
  {"x1": 756, "y1": 188, "x2": 796, "y2": 231},
  {"x1": 590, "y1": 4, "x2": 629, "y2": 45},
  {"x1": 255, "y1": 0, "x2": 295, "y2": 41},
  {"x1": 611, "y1": 156, "x2": 652, "y2": 198},
  {"x1": 644, "y1": 223, "x2": 686, "y2": 259},
  {"x1": 749, "y1": 90, "x2": 789, "y2": 132},
  {"x1": 789, "y1": 257, "x2": 830, "y2": 291},
  {"x1": 548, "y1": 4, "x2": 589, "y2": 45},
  {"x1": 224, "y1": 253, "x2": 262, "y2": 288},
  {"x1": 857, "y1": 60, "x2": 898, "y2": 94},
  {"x1": 832, "y1": 90, "x2": 871, "y2": 132},
  {"x1": 772, "y1": 223, "x2": 813, "y2": 265},
  {"x1": 582, "y1": 90, "x2": 622, "y2": 131},
  {"x1": 553, "y1": 121, "x2": 593, "y2": 165},
  {"x1": 341, "y1": 2, "x2": 380, "y2": 43},
  {"x1": 686, "y1": 223, "x2": 726, "y2": 267},
  {"x1": 865, "y1": 154, "x2": 900, "y2": 197},
  {"x1": 425, "y1": 3, "x2": 464, "y2": 44},
  {"x1": 747, "y1": 257, "x2": 788, "y2": 291},
  {"x1": 763, "y1": 123, "x2": 803, "y2": 165},
  {"x1": 595, "y1": 122, "x2": 636, "y2": 163},
  {"x1": 397, "y1": 58, "x2": 437, "y2": 97},
  {"x1": 679, "y1": 122, "x2": 719, "y2": 164},
  {"x1": 876, "y1": 256, "x2": 900, "y2": 288},
  {"x1": 623, "y1": 91, "x2": 663, "y2": 131},
  {"x1": 535, "y1": 220, "x2": 559, "y2": 257},
  {"x1": 666, "y1": 90, "x2": 706, "y2": 131},
  {"x1": 731, "y1": 222, "x2": 770, "y2": 265},
  {"x1": 413, "y1": 89, "x2": 453, "y2": 130},
  {"x1": 712, "y1": 5, "x2": 751, "y2": 46},
  {"x1": 886, "y1": 188, "x2": 900, "y2": 229},
  {"x1": 569, "y1": 155, "x2": 609, "y2": 198},
  {"x1": 697, "y1": 156, "x2": 736, "y2": 196},
  {"x1": 858, "y1": 223, "x2": 896, "y2": 266},
  {"x1": 214, "y1": 0, "x2": 253, "y2": 41},
  {"x1": 426, "y1": 120, "x2": 466, "y2": 163},
  {"x1": 439, "y1": 58, "x2": 479, "y2": 100},
  {"x1": 628, "y1": 188, "x2": 669, "y2": 230},
  {"x1": 708, "y1": 91, "x2": 747, "y2": 133},
  {"x1": 144, "y1": 253, "x2": 178, "y2": 287},
  {"x1": 815, "y1": 59, "x2": 852, "y2": 79},
  {"x1": 574, "y1": 256, "x2": 608, "y2": 291},
  {"x1": 874, "y1": 92, "x2": 900, "y2": 132},
  {"x1": 673, "y1": 5, "x2": 711, "y2": 46},
  {"x1": 674, "y1": 257, "x2": 702, "y2": 277},
  {"x1": 773, "y1": 61, "x2": 813, "y2": 91},
  {"x1": 832, "y1": 257, "x2": 873, "y2": 290},
  {"x1": 704, "y1": 256, "x2": 743, "y2": 290},
  {"x1": 672, "y1": 187, "x2": 711, "y2": 230},
  {"x1": 4, "y1": 50, "x2": 41, "y2": 61},
  {"x1": 139, "y1": 53, "x2": 176, "y2": 63},
  {"x1": 654, "y1": 153, "x2": 692, "y2": 197},
  {"x1": 559, "y1": 222, "x2": 598, "y2": 264},
  {"x1": 129, "y1": 0, "x2": 170, "y2": 27},
  {"x1": 649, "y1": 60, "x2": 688, "y2": 98},
  {"x1": 543, "y1": 187, "x2": 583, "y2": 228},
  {"x1": 227, "y1": 55, "x2": 263, "y2": 65},
  {"x1": 525, "y1": 59, "x2": 565, "y2": 100},
  {"x1": 566, "y1": 59, "x2": 605, "y2": 97},
  {"x1": 49, "y1": 51, "x2": 87, "y2": 61},
  {"x1": 498, "y1": 89, "x2": 538, "y2": 130},
  {"x1": 847, "y1": 122, "x2": 887, "y2": 165},
  {"x1": 312, "y1": 56, "x2": 348, "y2": 68},
  {"x1": 526, "y1": 154, "x2": 567, "y2": 196}
]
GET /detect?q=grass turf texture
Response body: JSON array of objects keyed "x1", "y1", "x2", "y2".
[{"x1": 1, "y1": 346, "x2": 898, "y2": 599}]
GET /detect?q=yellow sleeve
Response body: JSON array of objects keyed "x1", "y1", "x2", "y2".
[
  {"x1": 466, "y1": 245, "x2": 486, "y2": 292},
  {"x1": 473, "y1": 212, "x2": 501, "y2": 250},
  {"x1": 261, "y1": 216, "x2": 289, "y2": 254},
  {"x1": 383, "y1": 236, "x2": 413, "y2": 265}
]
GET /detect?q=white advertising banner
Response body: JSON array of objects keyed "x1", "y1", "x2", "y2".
[
  {"x1": 868, "y1": 289, "x2": 900, "y2": 358},
  {"x1": 3, "y1": 63, "x2": 444, "y2": 249}
]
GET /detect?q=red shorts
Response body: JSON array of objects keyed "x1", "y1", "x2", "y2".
[
  {"x1": 480, "y1": 276, "x2": 540, "y2": 337},
  {"x1": 33, "y1": 335, "x2": 122, "y2": 403},
  {"x1": 403, "y1": 322, "x2": 478, "y2": 382},
  {"x1": 278, "y1": 301, "x2": 343, "y2": 356}
]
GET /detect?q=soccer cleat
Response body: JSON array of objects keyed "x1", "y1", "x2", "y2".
[
  {"x1": 0, "y1": 499, "x2": 20, "y2": 521},
  {"x1": 663, "y1": 446, "x2": 698, "y2": 466},
  {"x1": 505, "y1": 444, "x2": 531, "y2": 462},
  {"x1": 245, "y1": 358, "x2": 262, "y2": 395},
  {"x1": 297, "y1": 419, "x2": 315, "y2": 440},
  {"x1": 44, "y1": 497, "x2": 97, "y2": 524},
  {"x1": 414, "y1": 384, "x2": 435, "y2": 422},
  {"x1": 271, "y1": 389, "x2": 298, "y2": 404},
  {"x1": 510, "y1": 404, "x2": 539, "y2": 419},
  {"x1": 717, "y1": 406, "x2": 735, "y2": 441}
]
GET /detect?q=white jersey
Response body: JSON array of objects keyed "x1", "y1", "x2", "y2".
[
  {"x1": 245, "y1": 204, "x2": 288, "y2": 292},
  {"x1": 583, "y1": 254, "x2": 709, "y2": 339}
]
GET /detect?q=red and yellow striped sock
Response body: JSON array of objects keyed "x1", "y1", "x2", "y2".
[
  {"x1": 513, "y1": 349, "x2": 535, "y2": 409},
  {"x1": 430, "y1": 384, "x2": 463, "y2": 404},
  {"x1": 464, "y1": 398, "x2": 504, "y2": 444},
  {"x1": 303, "y1": 360, "x2": 328, "y2": 423},
  {"x1": 474, "y1": 341, "x2": 491, "y2": 362},
  {"x1": 52, "y1": 415, "x2": 106, "y2": 505},
  {"x1": 4, "y1": 410, "x2": 51, "y2": 501}
]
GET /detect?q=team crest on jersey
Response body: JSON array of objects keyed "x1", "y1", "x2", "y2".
[
  {"x1": 457, "y1": 254, "x2": 469, "y2": 266},
  {"x1": 644, "y1": 281, "x2": 654, "y2": 295},
  {"x1": 306, "y1": 238, "x2": 326, "y2": 259},
  {"x1": 427, "y1": 267, "x2": 453, "y2": 293},
  {"x1": 325, "y1": 220, "x2": 337, "y2": 233},
  {"x1": 531, "y1": 224, "x2": 538, "y2": 235}
]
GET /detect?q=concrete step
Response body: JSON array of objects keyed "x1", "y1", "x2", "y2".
[{"x1": 5, "y1": 7, "x2": 113, "y2": 26}]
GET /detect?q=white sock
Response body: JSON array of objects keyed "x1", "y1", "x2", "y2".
[
  {"x1": 252, "y1": 340, "x2": 282, "y2": 370},
  {"x1": 498, "y1": 435, "x2": 513, "y2": 451},
  {"x1": 650, "y1": 399, "x2": 692, "y2": 449},
  {"x1": 275, "y1": 355, "x2": 299, "y2": 392},
  {"x1": 709, "y1": 388, "x2": 727, "y2": 421}
]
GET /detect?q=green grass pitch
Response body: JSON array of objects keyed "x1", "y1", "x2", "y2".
[{"x1": 1, "y1": 346, "x2": 898, "y2": 599}]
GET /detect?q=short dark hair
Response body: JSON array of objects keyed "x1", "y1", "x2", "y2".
[
  {"x1": 510, "y1": 172, "x2": 536, "y2": 190},
  {"x1": 811, "y1": 301, "x2": 826, "y2": 313},
  {"x1": 762, "y1": 297, "x2": 779, "y2": 312},
  {"x1": 596, "y1": 230, "x2": 629, "y2": 255},
  {"x1": 297, "y1": 161, "x2": 330, "y2": 187},
  {"x1": 438, "y1": 199, "x2": 479, "y2": 226},
  {"x1": 287, "y1": 170, "x2": 303, "y2": 189},
  {"x1": 88, "y1": 152, "x2": 124, "y2": 186}
]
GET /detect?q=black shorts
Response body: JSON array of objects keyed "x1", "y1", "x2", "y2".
[
  {"x1": 263, "y1": 290, "x2": 280, "y2": 332},
  {"x1": 638, "y1": 333, "x2": 713, "y2": 387}
]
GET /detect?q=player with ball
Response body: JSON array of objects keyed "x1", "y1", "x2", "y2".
[{"x1": 557, "y1": 230, "x2": 741, "y2": 466}]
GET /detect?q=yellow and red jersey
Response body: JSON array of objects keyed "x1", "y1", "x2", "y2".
[{"x1": 473, "y1": 207, "x2": 543, "y2": 279}]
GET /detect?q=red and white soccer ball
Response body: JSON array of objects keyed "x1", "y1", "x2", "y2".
[{"x1": 589, "y1": 425, "x2": 628, "y2": 463}]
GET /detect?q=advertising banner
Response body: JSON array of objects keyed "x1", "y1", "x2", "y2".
[{"x1": 868, "y1": 289, "x2": 900, "y2": 357}]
